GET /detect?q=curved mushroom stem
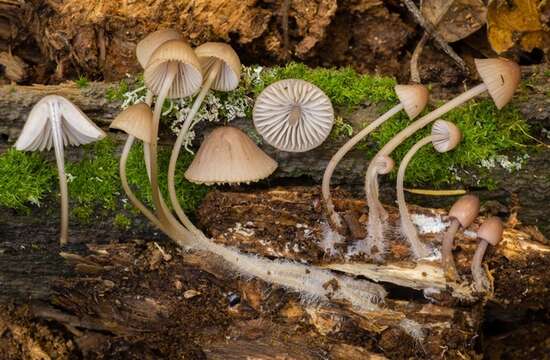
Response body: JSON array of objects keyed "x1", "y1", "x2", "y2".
[
  {"x1": 168, "y1": 59, "x2": 222, "y2": 232},
  {"x1": 364, "y1": 83, "x2": 487, "y2": 255},
  {"x1": 322, "y1": 104, "x2": 403, "y2": 232},
  {"x1": 49, "y1": 101, "x2": 69, "y2": 245},
  {"x1": 471, "y1": 240, "x2": 491, "y2": 291},
  {"x1": 396, "y1": 135, "x2": 433, "y2": 258},
  {"x1": 442, "y1": 218, "x2": 461, "y2": 281}
]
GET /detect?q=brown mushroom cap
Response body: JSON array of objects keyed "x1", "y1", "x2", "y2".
[
  {"x1": 184, "y1": 126, "x2": 278, "y2": 185},
  {"x1": 431, "y1": 120, "x2": 462, "y2": 153},
  {"x1": 477, "y1": 216, "x2": 504, "y2": 246},
  {"x1": 195, "y1": 42, "x2": 241, "y2": 91},
  {"x1": 448, "y1": 194, "x2": 480, "y2": 228},
  {"x1": 373, "y1": 154, "x2": 394, "y2": 175},
  {"x1": 474, "y1": 58, "x2": 520, "y2": 109},
  {"x1": 144, "y1": 39, "x2": 203, "y2": 99},
  {"x1": 136, "y1": 29, "x2": 183, "y2": 69},
  {"x1": 394, "y1": 84, "x2": 429, "y2": 120},
  {"x1": 110, "y1": 103, "x2": 153, "y2": 143}
]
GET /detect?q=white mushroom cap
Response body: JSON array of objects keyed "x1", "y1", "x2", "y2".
[
  {"x1": 15, "y1": 95, "x2": 105, "y2": 151},
  {"x1": 136, "y1": 29, "x2": 183, "y2": 69},
  {"x1": 195, "y1": 42, "x2": 241, "y2": 91},
  {"x1": 144, "y1": 39, "x2": 203, "y2": 99},
  {"x1": 372, "y1": 154, "x2": 395, "y2": 175},
  {"x1": 253, "y1": 79, "x2": 334, "y2": 152},
  {"x1": 110, "y1": 103, "x2": 154, "y2": 143},
  {"x1": 184, "y1": 126, "x2": 278, "y2": 185},
  {"x1": 395, "y1": 84, "x2": 429, "y2": 119},
  {"x1": 474, "y1": 58, "x2": 521, "y2": 109},
  {"x1": 431, "y1": 120, "x2": 462, "y2": 153}
]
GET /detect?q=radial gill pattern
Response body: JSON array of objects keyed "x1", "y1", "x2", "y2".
[{"x1": 253, "y1": 79, "x2": 334, "y2": 152}]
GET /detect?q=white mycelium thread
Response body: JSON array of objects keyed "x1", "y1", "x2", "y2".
[
  {"x1": 253, "y1": 79, "x2": 334, "y2": 152},
  {"x1": 411, "y1": 214, "x2": 449, "y2": 234}
]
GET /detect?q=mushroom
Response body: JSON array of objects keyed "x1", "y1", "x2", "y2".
[
  {"x1": 167, "y1": 42, "x2": 241, "y2": 232},
  {"x1": 364, "y1": 58, "x2": 520, "y2": 257},
  {"x1": 321, "y1": 84, "x2": 428, "y2": 232},
  {"x1": 136, "y1": 29, "x2": 183, "y2": 69},
  {"x1": 441, "y1": 194, "x2": 480, "y2": 281},
  {"x1": 184, "y1": 126, "x2": 277, "y2": 185},
  {"x1": 396, "y1": 120, "x2": 462, "y2": 259},
  {"x1": 253, "y1": 79, "x2": 334, "y2": 152},
  {"x1": 14, "y1": 95, "x2": 106, "y2": 244},
  {"x1": 143, "y1": 39, "x2": 202, "y2": 229},
  {"x1": 471, "y1": 216, "x2": 503, "y2": 292}
]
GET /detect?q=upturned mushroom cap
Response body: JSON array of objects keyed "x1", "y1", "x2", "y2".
[
  {"x1": 373, "y1": 154, "x2": 394, "y2": 175},
  {"x1": 144, "y1": 39, "x2": 203, "y2": 99},
  {"x1": 136, "y1": 29, "x2": 182, "y2": 69},
  {"x1": 195, "y1": 42, "x2": 241, "y2": 91},
  {"x1": 15, "y1": 95, "x2": 105, "y2": 151},
  {"x1": 431, "y1": 120, "x2": 462, "y2": 153},
  {"x1": 253, "y1": 79, "x2": 334, "y2": 152},
  {"x1": 448, "y1": 194, "x2": 480, "y2": 228},
  {"x1": 110, "y1": 103, "x2": 153, "y2": 143},
  {"x1": 184, "y1": 126, "x2": 278, "y2": 185},
  {"x1": 394, "y1": 84, "x2": 429, "y2": 119},
  {"x1": 474, "y1": 58, "x2": 520, "y2": 109},
  {"x1": 477, "y1": 216, "x2": 504, "y2": 246}
]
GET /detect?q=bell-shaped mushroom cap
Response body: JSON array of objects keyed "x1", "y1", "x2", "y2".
[
  {"x1": 136, "y1": 29, "x2": 182, "y2": 69},
  {"x1": 144, "y1": 39, "x2": 203, "y2": 99},
  {"x1": 110, "y1": 103, "x2": 153, "y2": 143},
  {"x1": 477, "y1": 216, "x2": 504, "y2": 246},
  {"x1": 395, "y1": 84, "x2": 429, "y2": 119},
  {"x1": 431, "y1": 120, "x2": 462, "y2": 153},
  {"x1": 195, "y1": 42, "x2": 241, "y2": 92},
  {"x1": 15, "y1": 95, "x2": 105, "y2": 152},
  {"x1": 372, "y1": 154, "x2": 394, "y2": 175},
  {"x1": 253, "y1": 79, "x2": 334, "y2": 152},
  {"x1": 184, "y1": 126, "x2": 278, "y2": 185},
  {"x1": 448, "y1": 194, "x2": 480, "y2": 228},
  {"x1": 474, "y1": 58, "x2": 520, "y2": 109}
]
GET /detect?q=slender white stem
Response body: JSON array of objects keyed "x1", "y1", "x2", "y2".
[
  {"x1": 396, "y1": 135, "x2": 433, "y2": 258},
  {"x1": 322, "y1": 104, "x2": 403, "y2": 232},
  {"x1": 168, "y1": 60, "x2": 221, "y2": 232},
  {"x1": 49, "y1": 101, "x2": 69, "y2": 245},
  {"x1": 442, "y1": 219, "x2": 460, "y2": 281},
  {"x1": 471, "y1": 240, "x2": 490, "y2": 291}
]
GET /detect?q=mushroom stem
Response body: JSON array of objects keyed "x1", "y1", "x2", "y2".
[
  {"x1": 322, "y1": 103, "x2": 403, "y2": 232},
  {"x1": 49, "y1": 101, "x2": 69, "y2": 245},
  {"x1": 288, "y1": 104, "x2": 302, "y2": 127},
  {"x1": 396, "y1": 135, "x2": 433, "y2": 258},
  {"x1": 471, "y1": 239, "x2": 490, "y2": 291},
  {"x1": 442, "y1": 219, "x2": 461, "y2": 281},
  {"x1": 364, "y1": 83, "x2": 487, "y2": 253},
  {"x1": 168, "y1": 60, "x2": 222, "y2": 232}
]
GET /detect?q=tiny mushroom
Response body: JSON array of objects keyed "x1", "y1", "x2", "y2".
[
  {"x1": 184, "y1": 126, "x2": 278, "y2": 185},
  {"x1": 442, "y1": 194, "x2": 480, "y2": 281},
  {"x1": 253, "y1": 79, "x2": 334, "y2": 152},
  {"x1": 364, "y1": 58, "x2": 520, "y2": 258},
  {"x1": 322, "y1": 84, "x2": 428, "y2": 233},
  {"x1": 396, "y1": 120, "x2": 462, "y2": 259},
  {"x1": 471, "y1": 216, "x2": 503, "y2": 292},
  {"x1": 15, "y1": 95, "x2": 106, "y2": 244},
  {"x1": 136, "y1": 29, "x2": 183, "y2": 69}
]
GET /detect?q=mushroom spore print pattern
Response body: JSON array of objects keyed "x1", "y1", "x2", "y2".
[{"x1": 253, "y1": 79, "x2": 334, "y2": 152}]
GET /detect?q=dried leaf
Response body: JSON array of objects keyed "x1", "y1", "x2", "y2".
[{"x1": 422, "y1": 0, "x2": 487, "y2": 42}]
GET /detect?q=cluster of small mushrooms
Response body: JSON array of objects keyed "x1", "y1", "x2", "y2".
[{"x1": 14, "y1": 28, "x2": 520, "y2": 296}]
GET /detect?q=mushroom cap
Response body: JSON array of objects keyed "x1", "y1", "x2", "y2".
[
  {"x1": 110, "y1": 103, "x2": 153, "y2": 143},
  {"x1": 477, "y1": 216, "x2": 504, "y2": 246},
  {"x1": 431, "y1": 120, "x2": 462, "y2": 153},
  {"x1": 372, "y1": 154, "x2": 395, "y2": 175},
  {"x1": 448, "y1": 194, "x2": 480, "y2": 228},
  {"x1": 474, "y1": 58, "x2": 520, "y2": 109},
  {"x1": 15, "y1": 95, "x2": 105, "y2": 152},
  {"x1": 136, "y1": 29, "x2": 182, "y2": 69},
  {"x1": 184, "y1": 126, "x2": 278, "y2": 185},
  {"x1": 195, "y1": 42, "x2": 241, "y2": 91},
  {"x1": 144, "y1": 39, "x2": 203, "y2": 99},
  {"x1": 253, "y1": 79, "x2": 334, "y2": 152},
  {"x1": 394, "y1": 84, "x2": 429, "y2": 119}
]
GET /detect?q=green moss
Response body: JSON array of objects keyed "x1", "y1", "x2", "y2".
[
  {"x1": 106, "y1": 79, "x2": 131, "y2": 102},
  {"x1": 75, "y1": 76, "x2": 90, "y2": 89},
  {"x1": 0, "y1": 149, "x2": 55, "y2": 210},
  {"x1": 114, "y1": 213, "x2": 132, "y2": 230}
]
